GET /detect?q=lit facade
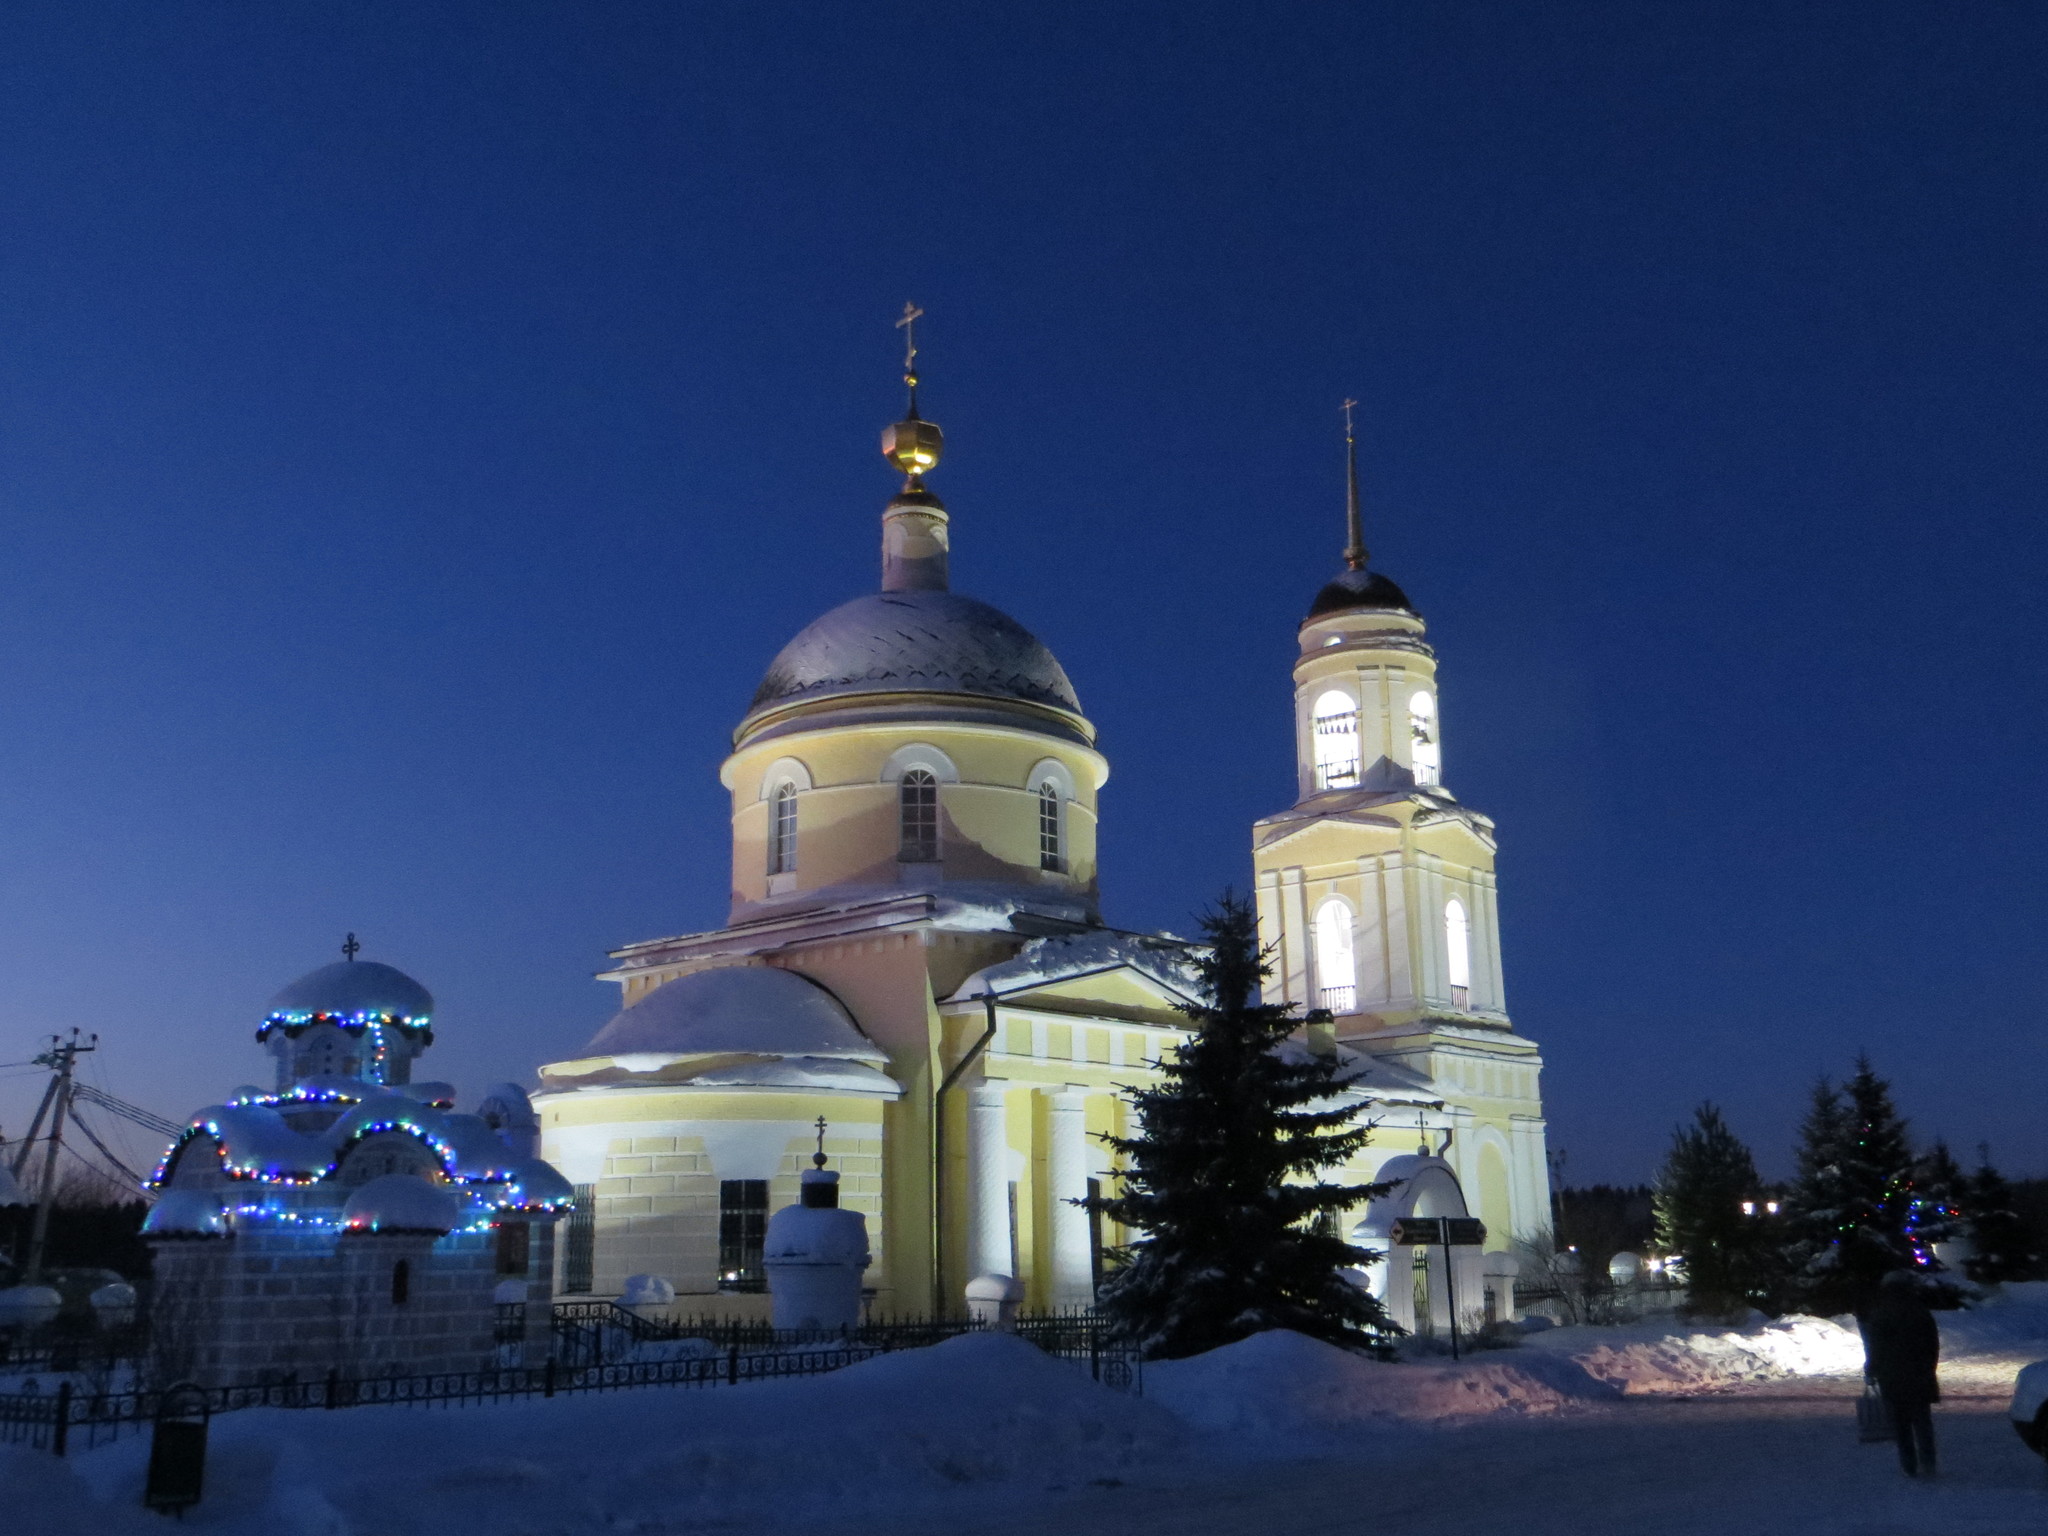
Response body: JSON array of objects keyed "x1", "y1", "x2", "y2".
[{"x1": 534, "y1": 391, "x2": 1550, "y2": 1332}]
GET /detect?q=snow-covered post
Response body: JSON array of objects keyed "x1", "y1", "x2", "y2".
[
  {"x1": 1047, "y1": 1089, "x2": 1093, "y2": 1306},
  {"x1": 965, "y1": 1273, "x2": 1025, "y2": 1330}
]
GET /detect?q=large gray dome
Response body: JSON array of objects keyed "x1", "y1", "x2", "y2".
[
  {"x1": 749, "y1": 590, "x2": 1082, "y2": 718},
  {"x1": 583, "y1": 966, "x2": 884, "y2": 1061}
]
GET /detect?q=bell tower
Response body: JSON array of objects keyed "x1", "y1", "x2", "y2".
[
  {"x1": 1250, "y1": 407, "x2": 1551, "y2": 1250},
  {"x1": 1250, "y1": 410, "x2": 1507, "y2": 1032}
]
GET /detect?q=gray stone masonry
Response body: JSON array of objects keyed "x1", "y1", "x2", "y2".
[{"x1": 148, "y1": 1227, "x2": 505, "y2": 1386}]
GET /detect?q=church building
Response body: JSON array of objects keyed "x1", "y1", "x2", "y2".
[{"x1": 534, "y1": 350, "x2": 1550, "y2": 1332}]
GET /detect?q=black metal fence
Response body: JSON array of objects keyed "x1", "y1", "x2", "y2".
[
  {"x1": 0, "y1": 1318, "x2": 150, "y2": 1379},
  {"x1": 0, "y1": 1305, "x2": 1143, "y2": 1456}
]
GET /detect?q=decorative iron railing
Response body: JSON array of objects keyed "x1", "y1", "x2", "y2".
[{"x1": 0, "y1": 1306, "x2": 1142, "y2": 1456}]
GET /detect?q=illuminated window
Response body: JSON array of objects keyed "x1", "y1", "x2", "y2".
[
  {"x1": 1410, "y1": 692, "x2": 1440, "y2": 786},
  {"x1": 1312, "y1": 691, "x2": 1360, "y2": 790},
  {"x1": 767, "y1": 782, "x2": 798, "y2": 876},
  {"x1": 899, "y1": 769, "x2": 939, "y2": 862},
  {"x1": 1314, "y1": 899, "x2": 1356, "y2": 1012},
  {"x1": 1038, "y1": 783, "x2": 1064, "y2": 871},
  {"x1": 1446, "y1": 898, "x2": 1470, "y2": 1008},
  {"x1": 719, "y1": 1179, "x2": 769, "y2": 1292}
]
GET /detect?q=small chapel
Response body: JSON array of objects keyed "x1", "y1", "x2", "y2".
[{"x1": 534, "y1": 343, "x2": 1551, "y2": 1334}]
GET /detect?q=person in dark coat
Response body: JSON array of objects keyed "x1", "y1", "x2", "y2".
[{"x1": 1860, "y1": 1268, "x2": 1942, "y2": 1476}]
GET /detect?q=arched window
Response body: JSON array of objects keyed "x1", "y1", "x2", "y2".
[
  {"x1": 1312, "y1": 690, "x2": 1360, "y2": 790},
  {"x1": 1410, "y1": 692, "x2": 1440, "y2": 786},
  {"x1": 767, "y1": 782, "x2": 797, "y2": 876},
  {"x1": 1038, "y1": 782, "x2": 1064, "y2": 872},
  {"x1": 1445, "y1": 898, "x2": 1471, "y2": 1008},
  {"x1": 1313, "y1": 899, "x2": 1356, "y2": 1012},
  {"x1": 899, "y1": 769, "x2": 939, "y2": 862}
]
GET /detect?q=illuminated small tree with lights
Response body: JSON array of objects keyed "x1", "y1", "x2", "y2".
[{"x1": 1782, "y1": 1056, "x2": 1919, "y2": 1316}]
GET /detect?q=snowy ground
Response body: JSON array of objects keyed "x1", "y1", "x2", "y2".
[{"x1": 7, "y1": 1291, "x2": 2048, "y2": 1535}]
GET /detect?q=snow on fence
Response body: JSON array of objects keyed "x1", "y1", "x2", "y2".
[{"x1": 0, "y1": 1307, "x2": 1143, "y2": 1456}]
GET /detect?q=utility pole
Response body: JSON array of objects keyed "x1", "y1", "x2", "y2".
[{"x1": 24, "y1": 1030, "x2": 94, "y2": 1285}]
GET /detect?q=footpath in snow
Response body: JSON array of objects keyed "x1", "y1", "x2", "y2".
[{"x1": 4, "y1": 1289, "x2": 2047, "y2": 1535}]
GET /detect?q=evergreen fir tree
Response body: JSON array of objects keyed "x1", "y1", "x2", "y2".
[
  {"x1": 1090, "y1": 892, "x2": 1395, "y2": 1359},
  {"x1": 1911, "y1": 1139, "x2": 1966, "y2": 1263},
  {"x1": 1962, "y1": 1149, "x2": 2041, "y2": 1285},
  {"x1": 1781, "y1": 1076, "x2": 1850, "y2": 1310},
  {"x1": 1782, "y1": 1057, "x2": 1917, "y2": 1314},
  {"x1": 1653, "y1": 1102, "x2": 1773, "y2": 1318}
]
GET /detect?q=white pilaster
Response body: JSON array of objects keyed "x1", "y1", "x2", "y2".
[
  {"x1": 966, "y1": 1084, "x2": 1012, "y2": 1285},
  {"x1": 1046, "y1": 1089, "x2": 1093, "y2": 1305},
  {"x1": 1279, "y1": 866, "x2": 1310, "y2": 1007}
]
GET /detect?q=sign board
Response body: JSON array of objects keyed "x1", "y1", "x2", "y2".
[{"x1": 1389, "y1": 1216, "x2": 1487, "y2": 1248}]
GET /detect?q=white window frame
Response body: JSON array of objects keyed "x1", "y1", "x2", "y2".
[
  {"x1": 1410, "y1": 691, "x2": 1440, "y2": 786},
  {"x1": 1445, "y1": 897, "x2": 1471, "y2": 1008},
  {"x1": 1313, "y1": 898, "x2": 1357, "y2": 1013},
  {"x1": 767, "y1": 781, "x2": 798, "y2": 876}
]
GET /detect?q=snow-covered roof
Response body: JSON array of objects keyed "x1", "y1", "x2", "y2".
[
  {"x1": 582, "y1": 966, "x2": 886, "y2": 1062},
  {"x1": 262, "y1": 959, "x2": 434, "y2": 1025},
  {"x1": 150, "y1": 1090, "x2": 572, "y2": 1216},
  {"x1": 747, "y1": 590, "x2": 1082, "y2": 718},
  {"x1": 341, "y1": 1173, "x2": 463, "y2": 1235},
  {"x1": 141, "y1": 1188, "x2": 229, "y2": 1237},
  {"x1": 945, "y1": 929, "x2": 1202, "y2": 1005}
]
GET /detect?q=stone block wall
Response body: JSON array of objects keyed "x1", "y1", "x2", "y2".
[
  {"x1": 580, "y1": 1127, "x2": 885, "y2": 1309},
  {"x1": 148, "y1": 1227, "x2": 503, "y2": 1386}
]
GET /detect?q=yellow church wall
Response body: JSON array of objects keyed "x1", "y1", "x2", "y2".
[
  {"x1": 536, "y1": 1087, "x2": 889, "y2": 1307},
  {"x1": 721, "y1": 721, "x2": 1106, "y2": 910},
  {"x1": 1477, "y1": 1139, "x2": 1514, "y2": 1243}
]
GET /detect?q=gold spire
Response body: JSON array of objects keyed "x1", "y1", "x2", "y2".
[
  {"x1": 882, "y1": 302, "x2": 944, "y2": 489},
  {"x1": 1342, "y1": 397, "x2": 1367, "y2": 571}
]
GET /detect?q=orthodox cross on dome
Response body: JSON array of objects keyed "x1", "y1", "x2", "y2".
[
  {"x1": 813, "y1": 1114, "x2": 829, "y2": 1169},
  {"x1": 896, "y1": 301, "x2": 924, "y2": 402},
  {"x1": 1342, "y1": 398, "x2": 1368, "y2": 573},
  {"x1": 341, "y1": 933, "x2": 360, "y2": 962},
  {"x1": 882, "y1": 303, "x2": 944, "y2": 488}
]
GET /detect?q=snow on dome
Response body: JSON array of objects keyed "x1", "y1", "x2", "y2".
[
  {"x1": 582, "y1": 967, "x2": 886, "y2": 1062},
  {"x1": 498, "y1": 1156, "x2": 575, "y2": 1212},
  {"x1": 683, "y1": 1057, "x2": 902, "y2": 1095},
  {"x1": 263, "y1": 959, "x2": 434, "y2": 1025},
  {"x1": 142, "y1": 1189, "x2": 229, "y2": 1238},
  {"x1": 341, "y1": 1173, "x2": 463, "y2": 1235},
  {"x1": 748, "y1": 590, "x2": 1082, "y2": 719}
]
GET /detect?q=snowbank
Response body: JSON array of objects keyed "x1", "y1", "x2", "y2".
[
  {"x1": 3, "y1": 1334, "x2": 1181, "y2": 1536},
  {"x1": 1147, "y1": 1329, "x2": 1618, "y2": 1448},
  {"x1": 1529, "y1": 1314, "x2": 1866, "y2": 1395},
  {"x1": 9, "y1": 1301, "x2": 2048, "y2": 1536},
  {"x1": 1939, "y1": 1282, "x2": 2048, "y2": 1357}
]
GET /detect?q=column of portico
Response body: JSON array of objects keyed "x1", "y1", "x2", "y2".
[
  {"x1": 1046, "y1": 1089, "x2": 1093, "y2": 1306},
  {"x1": 966, "y1": 1083, "x2": 1012, "y2": 1286}
]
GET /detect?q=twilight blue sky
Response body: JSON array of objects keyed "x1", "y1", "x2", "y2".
[{"x1": 0, "y1": 3, "x2": 2042, "y2": 1186}]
